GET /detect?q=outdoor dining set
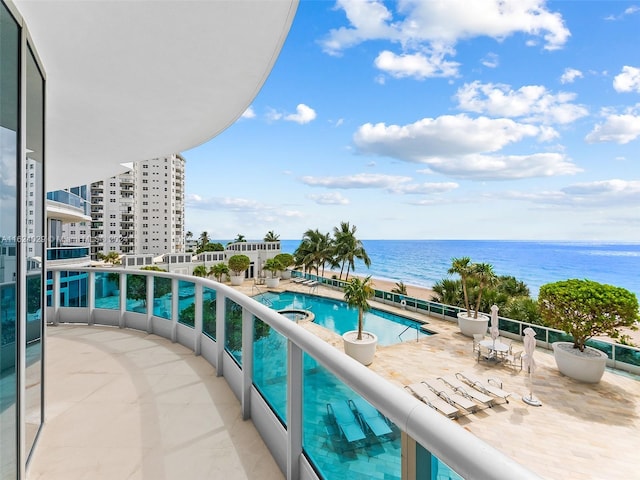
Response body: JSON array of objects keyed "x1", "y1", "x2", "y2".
[{"x1": 473, "y1": 333, "x2": 523, "y2": 371}]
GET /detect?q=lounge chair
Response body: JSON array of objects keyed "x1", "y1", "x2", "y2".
[
  {"x1": 291, "y1": 277, "x2": 306, "y2": 283},
  {"x1": 348, "y1": 397, "x2": 393, "y2": 437},
  {"x1": 437, "y1": 375, "x2": 494, "y2": 408},
  {"x1": 421, "y1": 379, "x2": 478, "y2": 413},
  {"x1": 455, "y1": 372, "x2": 512, "y2": 404},
  {"x1": 326, "y1": 401, "x2": 366, "y2": 443},
  {"x1": 404, "y1": 383, "x2": 460, "y2": 419}
]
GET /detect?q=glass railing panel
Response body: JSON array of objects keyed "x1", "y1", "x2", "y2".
[
  {"x1": 547, "y1": 330, "x2": 571, "y2": 344},
  {"x1": 302, "y1": 353, "x2": 401, "y2": 480},
  {"x1": 152, "y1": 276, "x2": 172, "y2": 319},
  {"x1": 177, "y1": 280, "x2": 195, "y2": 328},
  {"x1": 225, "y1": 297, "x2": 242, "y2": 365},
  {"x1": 95, "y1": 271, "x2": 119, "y2": 309},
  {"x1": 126, "y1": 274, "x2": 147, "y2": 314},
  {"x1": 252, "y1": 316, "x2": 286, "y2": 423},
  {"x1": 499, "y1": 317, "x2": 520, "y2": 335},
  {"x1": 202, "y1": 287, "x2": 216, "y2": 341},
  {"x1": 46, "y1": 270, "x2": 52, "y2": 307},
  {"x1": 586, "y1": 339, "x2": 612, "y2": 359},
  {"x1": 615, "y1": 344, "x2": 640, "y2": 367},
  {"x1": 415, "y1": 442, "x2": 464, "y2": 479},
  {"x1": 62, "y1": 271, "x2": 88, "y2": 307}
]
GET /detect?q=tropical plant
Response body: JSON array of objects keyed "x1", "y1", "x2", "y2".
[
  {"x1": 294, "y1": 228, "x2": 332, "y2": 275},
  {"x1": 343, "y1": 276, "x2": 374, "y2": 341},
  {"x1": 233, "y1": 233, "x2": 246, "y2": 243},
  {"x1": 430, "y1": 278, "x2": 461, "y2": 306},
  {"x1": 263, "y1": 257, "x2": 283, "y2": 278},
  {"x1": 98, "y1": 251, "x2": 121, "y2": 264},
  {"x1": 264, "y1": 230, "x2": 280, "y2": 242},
  {"x1": 332, "y1": 221, "x2": 370, "y2": 280},
  {"x1": 471, "y1": 262, "x2": 497, "y2": 317},
  {"x1": 538, "y1": 279, "x2": 639, "y2": 352},
  {"x1": 192, "y1": 265, "x2": 209, "y2": 277},
  {"x1": 391, "y1": 281, "x2": 407, "y2": 295},
  {"x1": 140, "y1": 265, "x2": 166, "y2": 272},
  {"x1": 198, "y1": 231, "x2": 210, "y2": 251},
  {"x1": 126, "y1": 274, "x2": 147, "y2": 305},
  {"x1": 228, "y1": 254, "x2": 251, "y2": 276},
  {"x1": 274, "y1": 253, "x2": 294, "y2": 271},
  {"x1": 185, "y1": 231, "x2": 194, "y2": 251},
  {"x1": 210, "y1": 263, "x2": 229, "y2": 282},
  {"x1": 448, "y1": 257, "x2": 473, "y2": 315}
]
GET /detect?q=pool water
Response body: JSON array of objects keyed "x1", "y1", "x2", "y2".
[{"x1": 254, "y1": 291, "x2": 432, "y2": 346}]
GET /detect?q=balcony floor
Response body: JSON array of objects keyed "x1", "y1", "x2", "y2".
[{"x1": 27, "y1": 325, "x2": 283, "y2": 480}]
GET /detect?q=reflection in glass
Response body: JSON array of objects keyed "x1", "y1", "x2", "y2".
[
  {"x1": 224, "y1": 298, "x2": 242, "y2": 364},
  {"x1": 61, "y1": 272, "x2": 87, "y2": 307},
  {"x1": 126, "y1": 274, "x2": 147, "y2": 313},
  {"x1": 177, "y1": 281, "x2": 195, "y2": 327},
  {"x1": 252, "y1": 317, "x2": 285, "y2": 423},
  {"x1": 202, "y1": 287, "x2": 216, "y2": 340},
  {"x1": 152, "y1": 276, "x2": 171, "y2": 319},
  {"x1": 95, "y1": 271, "x2": 120, "y2": 309},
  {"x1": 302, "y1": 354, "x2": 401, "y2": 480}
]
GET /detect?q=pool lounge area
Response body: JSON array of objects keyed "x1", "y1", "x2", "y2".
[{"x1": 32, "y1": 268, "x2": 640, "y2": 479}]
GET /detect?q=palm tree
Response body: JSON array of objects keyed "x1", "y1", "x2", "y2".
[
  {"x1": 294, "y1": 229, "x2": 332, "y2": 275},
  {"x1": 448, "y1": 256, "x2": 473, "y2": 315},
  {"x1": 210, "y1": 263, "x2": 229, "y2": 282},
  {"x1": 263, "y1": 230, "x2": 279, "y2": 242},
  {"x1": 431, "y1": 279, "x2": 461, "y2": 306},
  {"x1": 198, "y1": 231, "x2": 210, "y2": 251},
  {"x1": 472, "y1": 262, "x2": 497, "y2": 318},
  {"x1": 233, "y1": 233, "x2": 246, "y2": 243},
  {"x1": 185, "y1": 231, "x2": 194, "y2": 252},
  {"x1": 192, "y1": 265, "x2": 208, "y2": 277},
  {"x1": 391, "y1": 281, "x2": 407, "y2": 295},
  {"x1": 343, "y1": 276, "x2": 374, "y2": 341},
  {"x1": 332, "y1": 222, "x2": 370, "y2": 280}
]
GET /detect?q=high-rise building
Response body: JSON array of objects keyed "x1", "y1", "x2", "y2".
[{"x1": 82, "y1": 154, "x2": 185, "y2": 259}]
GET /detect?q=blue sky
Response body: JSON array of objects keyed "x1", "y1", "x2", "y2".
[{"x1": 183, "y1": 0, "x2": 640, "y2": 242}]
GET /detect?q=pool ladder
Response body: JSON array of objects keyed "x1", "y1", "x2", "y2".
[{"x1": 398, "y1": 324, "x2": 421, "y2": 342}]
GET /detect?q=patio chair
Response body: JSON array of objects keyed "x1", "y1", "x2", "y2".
[
  {"x1": 404, "y1": 383, "x2": 460, "y2": 419},
  {"x1": 477, "y1": 344, "x2": 493, "y2": 363},
  {"x1": 472, "y1": 333, "x2": 485, "y2": 354},
  {"x1": 437, "y1": 375, "x2": 494, "y2": 408},
  {"x1": 455, "y1": 372, "x2": 512, "y2": 404},
  {"x1": 348, "y1": 397, "x2": 393, "y2": 438},
  {"x1": 504, "y1": 350, "x2": 523, "y2": 371},
  {"x1": 422, "y1": 379, "x2": 478, "y2": 413},
  {"x1": 326, "y1": 401, "x2": 366, "y2": 443}
]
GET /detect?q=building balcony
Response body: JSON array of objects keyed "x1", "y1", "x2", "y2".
[
  {"x1": 46, "y1": 247, "x2": 91, "y2": 265},
  {"x1": 37, "y1": 267, "x2": 550, "y2": 480}
]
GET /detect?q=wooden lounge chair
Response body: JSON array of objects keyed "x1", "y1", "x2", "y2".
[
  {"x1": 326, "y1": 401, "x2": 366, "y2": 443},
  {"x1": 437, "y1": 375, "x2": 494, "y2": 408},
  {"x1": 348, "y1": 397, "x2": 393, "y2": 438},
  {"x1": 404, "y1": 383, "x2": 460, "y2": 419},
  {"x1": 455, "y1": 372, "x2": 512, "y2": 404},
  {"x1": 421, "y1": 379, "x2": 478, "y2": 413}
]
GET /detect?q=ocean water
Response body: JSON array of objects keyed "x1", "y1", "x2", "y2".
[{"x1": 280, "y1": 240, "x2": 640, "y2": 299}]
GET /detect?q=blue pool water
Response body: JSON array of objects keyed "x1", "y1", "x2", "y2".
[{"x1": 253, "y1": 291, "x2": 432, "y2": 346}]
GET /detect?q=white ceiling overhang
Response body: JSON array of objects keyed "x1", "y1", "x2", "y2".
[{"x1": 14, "y1": 0, "x2": 298, "y2": 190}]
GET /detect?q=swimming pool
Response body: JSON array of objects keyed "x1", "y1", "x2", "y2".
[{"x1": 253, "y1": 291, "x2": 432, "y2": 346}]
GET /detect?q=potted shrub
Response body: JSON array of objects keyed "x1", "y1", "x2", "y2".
[
  {"x1": 539, "y1": 279, "x2": 639, "y2": 383},
  {"x1": 227, "y1": 254, "x2": 250, "y2": 286},
  {"x1": 342, "y1": 276, "x2": 378, "y2": 366},
  {"x1": 449, "y1": 257, "x2": 496, "y2": 337},
  {"x1": 274, "y1": 253, "x2": 294, "y2": 279},
  {"x1": 263, "y1": 257, "x2": 283, "y2": 288}
]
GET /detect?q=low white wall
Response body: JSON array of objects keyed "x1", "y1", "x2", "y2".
[{"x1": 250, "y1": 389, "x2": 287, "y2": 474}]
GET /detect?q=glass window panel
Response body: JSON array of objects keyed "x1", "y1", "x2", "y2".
[
  {"x1": 202, "y1": 287, "x2": 216, "y2": 340},
  {"x1": 302, "y1": 354, "x2": 401, "y2": 480},
  {"x1": 64, "y1": 272, "x2": 87, "y2": 307},
  {"x1": 0, "y1": 5, "x2": 19, "y2": 478},
  {"x1": 177, "y1": 280, "x2": 195, "y2": 327},
  {"x1": 95, "y1": 271, "x2": 120, "y2": 309},
  {"x1": 224, "y1": 298, "x2": 242, "y2": 365},
  {"x1": 252, "y1": 316, "x2": 285, "y2": 423},
  {"x1": 152, "y1": 276, "x2": 172, "y2": 319},
  {"x1": 126, "y1": 274, "x2": 147, "y2": 313}
]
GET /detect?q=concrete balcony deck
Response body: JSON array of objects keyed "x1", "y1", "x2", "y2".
[{"x1": 27, "y1": 325, "x2": 282, "y2": 480}]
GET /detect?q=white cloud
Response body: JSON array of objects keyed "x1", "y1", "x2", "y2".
[
  {"x1": 419, "y1": 152, "x2": 581, "y2": 180},
  {"x1": 455, "y1": 81, "x2": 588, "y2": 124},
  {"x1": 481, "y1": 52, "x2": 499, "y2": 68},
  {"x1": 285, "y1": 104, "x2": 317, "y2": 124},
  {"x1": 300, "y1": 173, "x2": 458, "y2": 194},
  {"x1": 613, "y1": 66, "x2": 640, "y2": 93},
  {"x1": 374, "y1": 48, "x2": 460, "y2": 79},
  {"x1": 560, "y1": 68, "x2": 583, "y2": 84},
  {"x1": 506, "y1": 179, "x2": 640, "y2": 207},
  {"x1": 354, "y1": 114, "x2": 544, "y2": 162},
  {"x1": 586, "y1": 110, "x2": 640, "y2": 144},
  {"x1": 605, "y1": 5, "x2": 640, "y2": 21},
  {"x1": 241, "y1": 106, "x2": 256, "y2": 119},
  {"x1": 307, "y1": 192, "x2": 350, "y2": 205},
  {"x1": 322, "y1": 0, "x2": 570, "y2": 55}
]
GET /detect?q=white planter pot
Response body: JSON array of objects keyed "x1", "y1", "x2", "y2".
[
  {"x1": 456, "y1": 312, "x2": 489, "y2": 337},
  {"x1": 342, "y1": 330, "x2": 378, "y2": 366},
  {"x1": 230, "y1": 275, "x2": 244, "y2": 286},
  {"x1": 265, "y1": 277, "x2": 280, "y2": 288},
  {"x1": 281, "y1": 269, "x2": 292, "y2": 280},
  {"x1": 552, "y1": 341, "x2": 608, "y2": 383}
]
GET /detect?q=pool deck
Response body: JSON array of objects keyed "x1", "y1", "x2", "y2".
[{"x1": 245, "y1": 279, "x2": 640, "y2": 480}]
